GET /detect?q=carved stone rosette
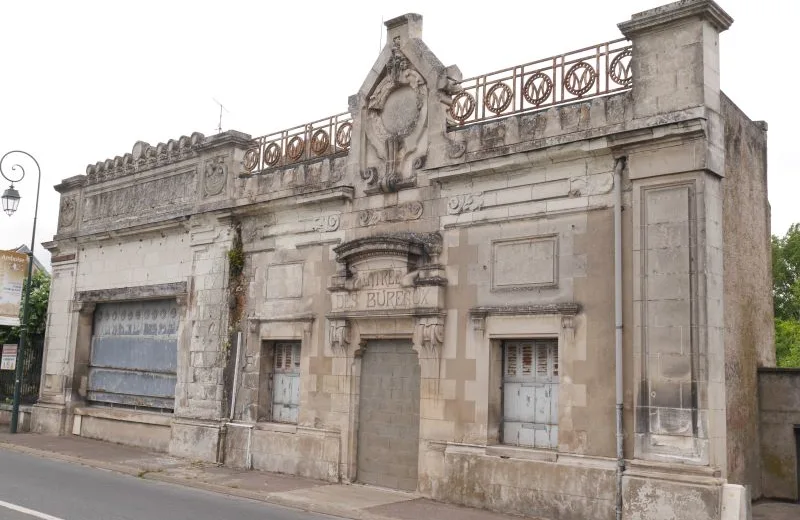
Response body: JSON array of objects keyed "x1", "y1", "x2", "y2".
[
  {"x1": 329, "y1": 318, "x2": 351, "y2": 356},
  {"x1": 59, "y1": 197, "x2": 77, "y2": 228}
]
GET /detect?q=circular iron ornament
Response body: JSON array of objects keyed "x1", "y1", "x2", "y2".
[
  {"x1": 243, "y1": 149, "x2": 259, "y2": 172},
  {"x1": 449, "y1": 92, "x2": 475, "y2": 122},
  {"x1": 609, "y1": 49, "x2": 633, "y2": 87},
  {"x1": 564, "y1": 62, "x2": 596, "y2": 96},
  {"x1": 310, "y1": 129, "x2": 330, "y2": 156},
  {"x1": 286, "y1": 136, "x2": 305, "y2": 162},
  {"x1": 523, "y1": 72, "x2": 554, "y2": 106},
  {"x1": 335, "y1": 122, "x2": 352, "y2": 150},
  {"x1": 264, "y1": 143, "x2": 282, "y2": 167},
  {"x1": 484, "y1": 82, "x2": 513, "y2": 114}
]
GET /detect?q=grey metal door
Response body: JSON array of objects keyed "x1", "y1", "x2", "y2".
[
  {"x1": 272, "y1": 342, "x2": 301, "y2": 423},
  {"x1": 357, "y1": 340, "x2": 420, "y2": 491},
  {"x1": 88, "y1": 300, "x2": 178, "y2": 411},
  {"x1": 503, "y1": 339, "x2": 559, "y2": 449}
]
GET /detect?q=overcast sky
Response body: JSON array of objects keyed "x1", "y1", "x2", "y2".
[{"x1": 1, "y1": 0, "x2": 795, "y2": 271}]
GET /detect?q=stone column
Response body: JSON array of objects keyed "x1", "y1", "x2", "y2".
[
  {"x1": 31, "y1": 255, "x2": 80, "y2": 434},
  {"x1": 619, "y1": 0, "x2": 731, "y2": 470},
  {"x1": 169, "y1": 214, "x2": 234, "y2": 462}
]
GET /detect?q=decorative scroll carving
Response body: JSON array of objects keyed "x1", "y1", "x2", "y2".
[
  {"x1": 85, "y1": 132, "x2": 204, "y2": 184},
  {"x1": 59, "y1": 197, "x2": 77, "y2": 227},
  {"x1": 447, "y1": 193, "x2": 483, "y2": 215},
  {"x1": 446, "y1": 136, "x2": 466, "y2": 158},
  {"x1": 82, "y1": 169, "x2": 196, "y2": 223},
  {"x1": 203, "y1": 155, "x2": 228, "y2": 197},
  {"x1": 357, "y1": 201, "x2": 423, "y2": 227},
  {"x1": 413, "y1": 316, "x2": 444, "y2": 357},
  {"x1": 329, "y1": 319, "x2": 351, "y2": 355},
  {"x1": 311, "y1": 215, "x2": 340, "y2": 232}
]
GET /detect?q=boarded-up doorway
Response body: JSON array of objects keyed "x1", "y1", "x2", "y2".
[{"x1": 357, "y1": 340, "x2": 420, "y2": 491}]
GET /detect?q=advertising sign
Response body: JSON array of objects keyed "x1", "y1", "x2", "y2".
[
  {"x1": 0, "y1": 250, "x2": 28, "y2": 327},
  {"x1": 1, "y1": 344, "x2": 17, "y2": 370}
]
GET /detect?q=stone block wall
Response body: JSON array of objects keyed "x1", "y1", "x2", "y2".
[
  {"x1": 720, "y1": 93, "x2": 773, "y2": 497},
  {"x1": 758, "y1": 368, "x2": 800, "y2": 501}
]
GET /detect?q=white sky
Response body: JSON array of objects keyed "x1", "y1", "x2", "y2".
[{"x1": 1, "y1": 0, "x2": 796, "y2": 271}]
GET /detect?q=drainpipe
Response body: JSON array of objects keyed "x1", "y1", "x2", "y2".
[
  {"x1": 229, "y1": 331, "x2": 243, "y2": 421},
  {"x1": 614, "y1": 156, "x2": 626, "y2": 520}
]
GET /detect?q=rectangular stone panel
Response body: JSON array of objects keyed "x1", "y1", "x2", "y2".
[
  {"x1": 491, "y1": 235, "x2": 558, "y2": 291},
  {"x1": 638, "y1": 182, "x2": 699, "y2": 448},
  {"x1": 266, "y1": 262, "x2": 304, "y2": 300}
]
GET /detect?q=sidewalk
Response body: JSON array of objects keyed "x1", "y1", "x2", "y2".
[
  {"x1": 0, "y1": 433, "x2": 796, "y2": 520},
  {"x1": 0, "y1": 432, "x2": 525, "y2": 520}
]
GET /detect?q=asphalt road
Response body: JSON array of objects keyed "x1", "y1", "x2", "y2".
[{"x1": 0, "y1": 449, "x2": 333, "y2": 520}]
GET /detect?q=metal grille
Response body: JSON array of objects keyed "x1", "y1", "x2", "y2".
[
  {"x1": 447, "y1": 39, "x2": 632, "y2": 127},
  {"x1": 272, "y1": 341, "x2": 301, "y2": 423},
  {"x1": 88, "y1": 300, "x2": 178, "y2": 411},
  {"x1": 0, "y1": 335, "x2": 43, "y2": 404},
  {"x1": 503, "y1": 339, "x2": 559, "y2": 449}
]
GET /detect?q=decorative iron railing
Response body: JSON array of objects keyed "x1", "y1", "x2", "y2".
[
  {"x1": 243, "y1": 112, "x2": 352, "y2": 173},
  {"x1": 447, "y1": 38, "x2": 632, "y2": 127}
]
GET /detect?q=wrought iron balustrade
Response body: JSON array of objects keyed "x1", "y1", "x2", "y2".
[
  {"x1": 244, "y1": 112, "x2": 352, "y2": 174},
  {"x1": 447, "y1": 38, "x2": 633, "y2": 127}
]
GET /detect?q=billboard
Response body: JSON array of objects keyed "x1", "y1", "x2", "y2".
[{"x1": 0, "y1": 250, "x2": 28, "y2": 327}]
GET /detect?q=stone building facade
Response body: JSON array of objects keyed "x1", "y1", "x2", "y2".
[{"x1": 32, "y1": 1, "x2": 777, "y2": 519}]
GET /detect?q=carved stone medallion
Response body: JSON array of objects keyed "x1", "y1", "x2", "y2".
[{"x1": 203, "y1": 156, "x2": 228, "y2": 197}]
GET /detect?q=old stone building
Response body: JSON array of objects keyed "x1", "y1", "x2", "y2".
[{"x1": 32, "y1": 1, "x2": 780, "y2": 519}]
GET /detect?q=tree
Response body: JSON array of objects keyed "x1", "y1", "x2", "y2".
[
  {"x1": 0, "y1": 269, "x2": 50, "y2": 345},
  {"x1": 773, "y1": 224, "x2": 800, "y2": 366}
]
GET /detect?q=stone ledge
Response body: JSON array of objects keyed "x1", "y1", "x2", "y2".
[
  {"x1": 73, "y1": 406, "x2": 173, "y2": 427},
  {"x1": 485, "y1": 444, "x2": 557, "y2": 463},
  {"x1": 295, "y1": 186, "x2": 354, "y2": 206},
  {"x1": 470, "y1": 302, "x2": 580, "y2": 317}
]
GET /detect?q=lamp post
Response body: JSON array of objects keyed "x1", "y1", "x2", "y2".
[{"x1": 1, "y1": 150, "x2": 41, "y2": 434}]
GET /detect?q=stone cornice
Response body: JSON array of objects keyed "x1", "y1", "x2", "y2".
[
  {"x1": 54, "y1": 175, "x2": 86, "y2": 193},
  {"x1": 470, "y1": 303, "x2": 580, "y2": 317},
  {"x1": 618, "y1": 0, "x2": 733, "y2": 36}
]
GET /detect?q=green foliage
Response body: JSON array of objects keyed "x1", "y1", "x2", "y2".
[
  {"x1": 775, "y1": 318, "x2": 800, "y2": 368},
  {"x1": 772, "y1": 223, "x2": 800, "y2": 321},
  {"x1": 773, "y1": 224, "x2": 800, "y2": 366},
  {"x1": 0, "y1": 269, "x2": 51, "y2": 345},
  {"x1": 228, "y1": 247, "x2": 244, "y2": 278}
]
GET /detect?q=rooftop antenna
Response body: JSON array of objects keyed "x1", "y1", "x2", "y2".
[{"x1": 213, "y1": 98, "x2": 229, "y2": 134}]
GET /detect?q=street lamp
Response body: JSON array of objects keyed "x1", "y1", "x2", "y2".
[{"x1": 1, "y1": 150, "x2": 41, "y2": 434}]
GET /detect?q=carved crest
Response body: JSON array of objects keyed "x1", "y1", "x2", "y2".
[
  {"x1": 203, "y1": 156, "x2": 228, "y2": 197},
  {"x1": 363, "y1": 38, "x2": 428, "y2": 194},
  {"x1": 59, "y1": 197, "x2": 77, "y2": 227}
]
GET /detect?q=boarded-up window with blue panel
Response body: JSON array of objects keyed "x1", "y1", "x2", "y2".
[
  {"x1": 272, "y1": 342, "x2": 301, "y2": 424},
  {"x1": 502, "y1": 339, "x2": 559, "y2": 449},
  {"x1": 88, "y1": 300, "x2": 178, "y2": 411}
]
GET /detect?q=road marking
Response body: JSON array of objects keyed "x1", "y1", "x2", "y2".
[{"x1": 0, "y1": 499, "x2": 65, "y2": 520}]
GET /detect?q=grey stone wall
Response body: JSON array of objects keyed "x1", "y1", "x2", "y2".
[
  {"x1": 758, "y1": 368, "x2": 800, "y2": 501},
  {"x1": 721, "y1": 93, "x2": 774, "y2": 498}
]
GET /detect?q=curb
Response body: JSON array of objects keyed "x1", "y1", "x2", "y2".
[{"x1": 0, "y1": 441, "x2": 398, "y2": 520}]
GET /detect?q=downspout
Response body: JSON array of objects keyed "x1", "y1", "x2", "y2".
[
  {"x1": 614, "y1": 156, "x2": 627, "y2": 520},
  {"x1": 225, "y1": 331, "x2": 253, "y2": 469}
]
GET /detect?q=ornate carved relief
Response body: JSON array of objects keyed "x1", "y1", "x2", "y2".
[
  {"x1": 446, "y1": 136, "x2": 466, "y2": 159},
  {"x1": 413, "y1": 316, "x2": 444, "y2": 357},
  {"x1": 311, "y1": 215, "x2": 340, "y2": 232},
  {"x1": 329, "y1": 319, "x2": 351, "y2": 355},
  {"x1": 363, "y1": 38, "x2": 427, "y2": 193},
  {"x1": 447, "y1": 193, "x2": 483, "y2": 214},
  {"x1": 59, "y1": 197, "x2": 77, "y2": 227},
  {"x1": 82, "y1": 169, "x2": 196, "y2": 223},
  {"x1": 357, "y1": 201, "x2": 423, "y2": 227},
  {"x1": 203, "y1": 155, "x2": 228, "y2": 197}
]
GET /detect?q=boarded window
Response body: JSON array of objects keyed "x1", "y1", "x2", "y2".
[
  {"x1": 272, "y1": 342, "x2": 301, "y2": 424},
  {"x1": 502, "y1": 339, "x2": 558, "y2": 449},
  {"x1": 88, "y1": 300, "x2": 178, "y2": 411}
]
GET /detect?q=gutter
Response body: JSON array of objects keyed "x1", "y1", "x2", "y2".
[{"x1": 614, "y1": 156, "x2": 627, "y2": 520}]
